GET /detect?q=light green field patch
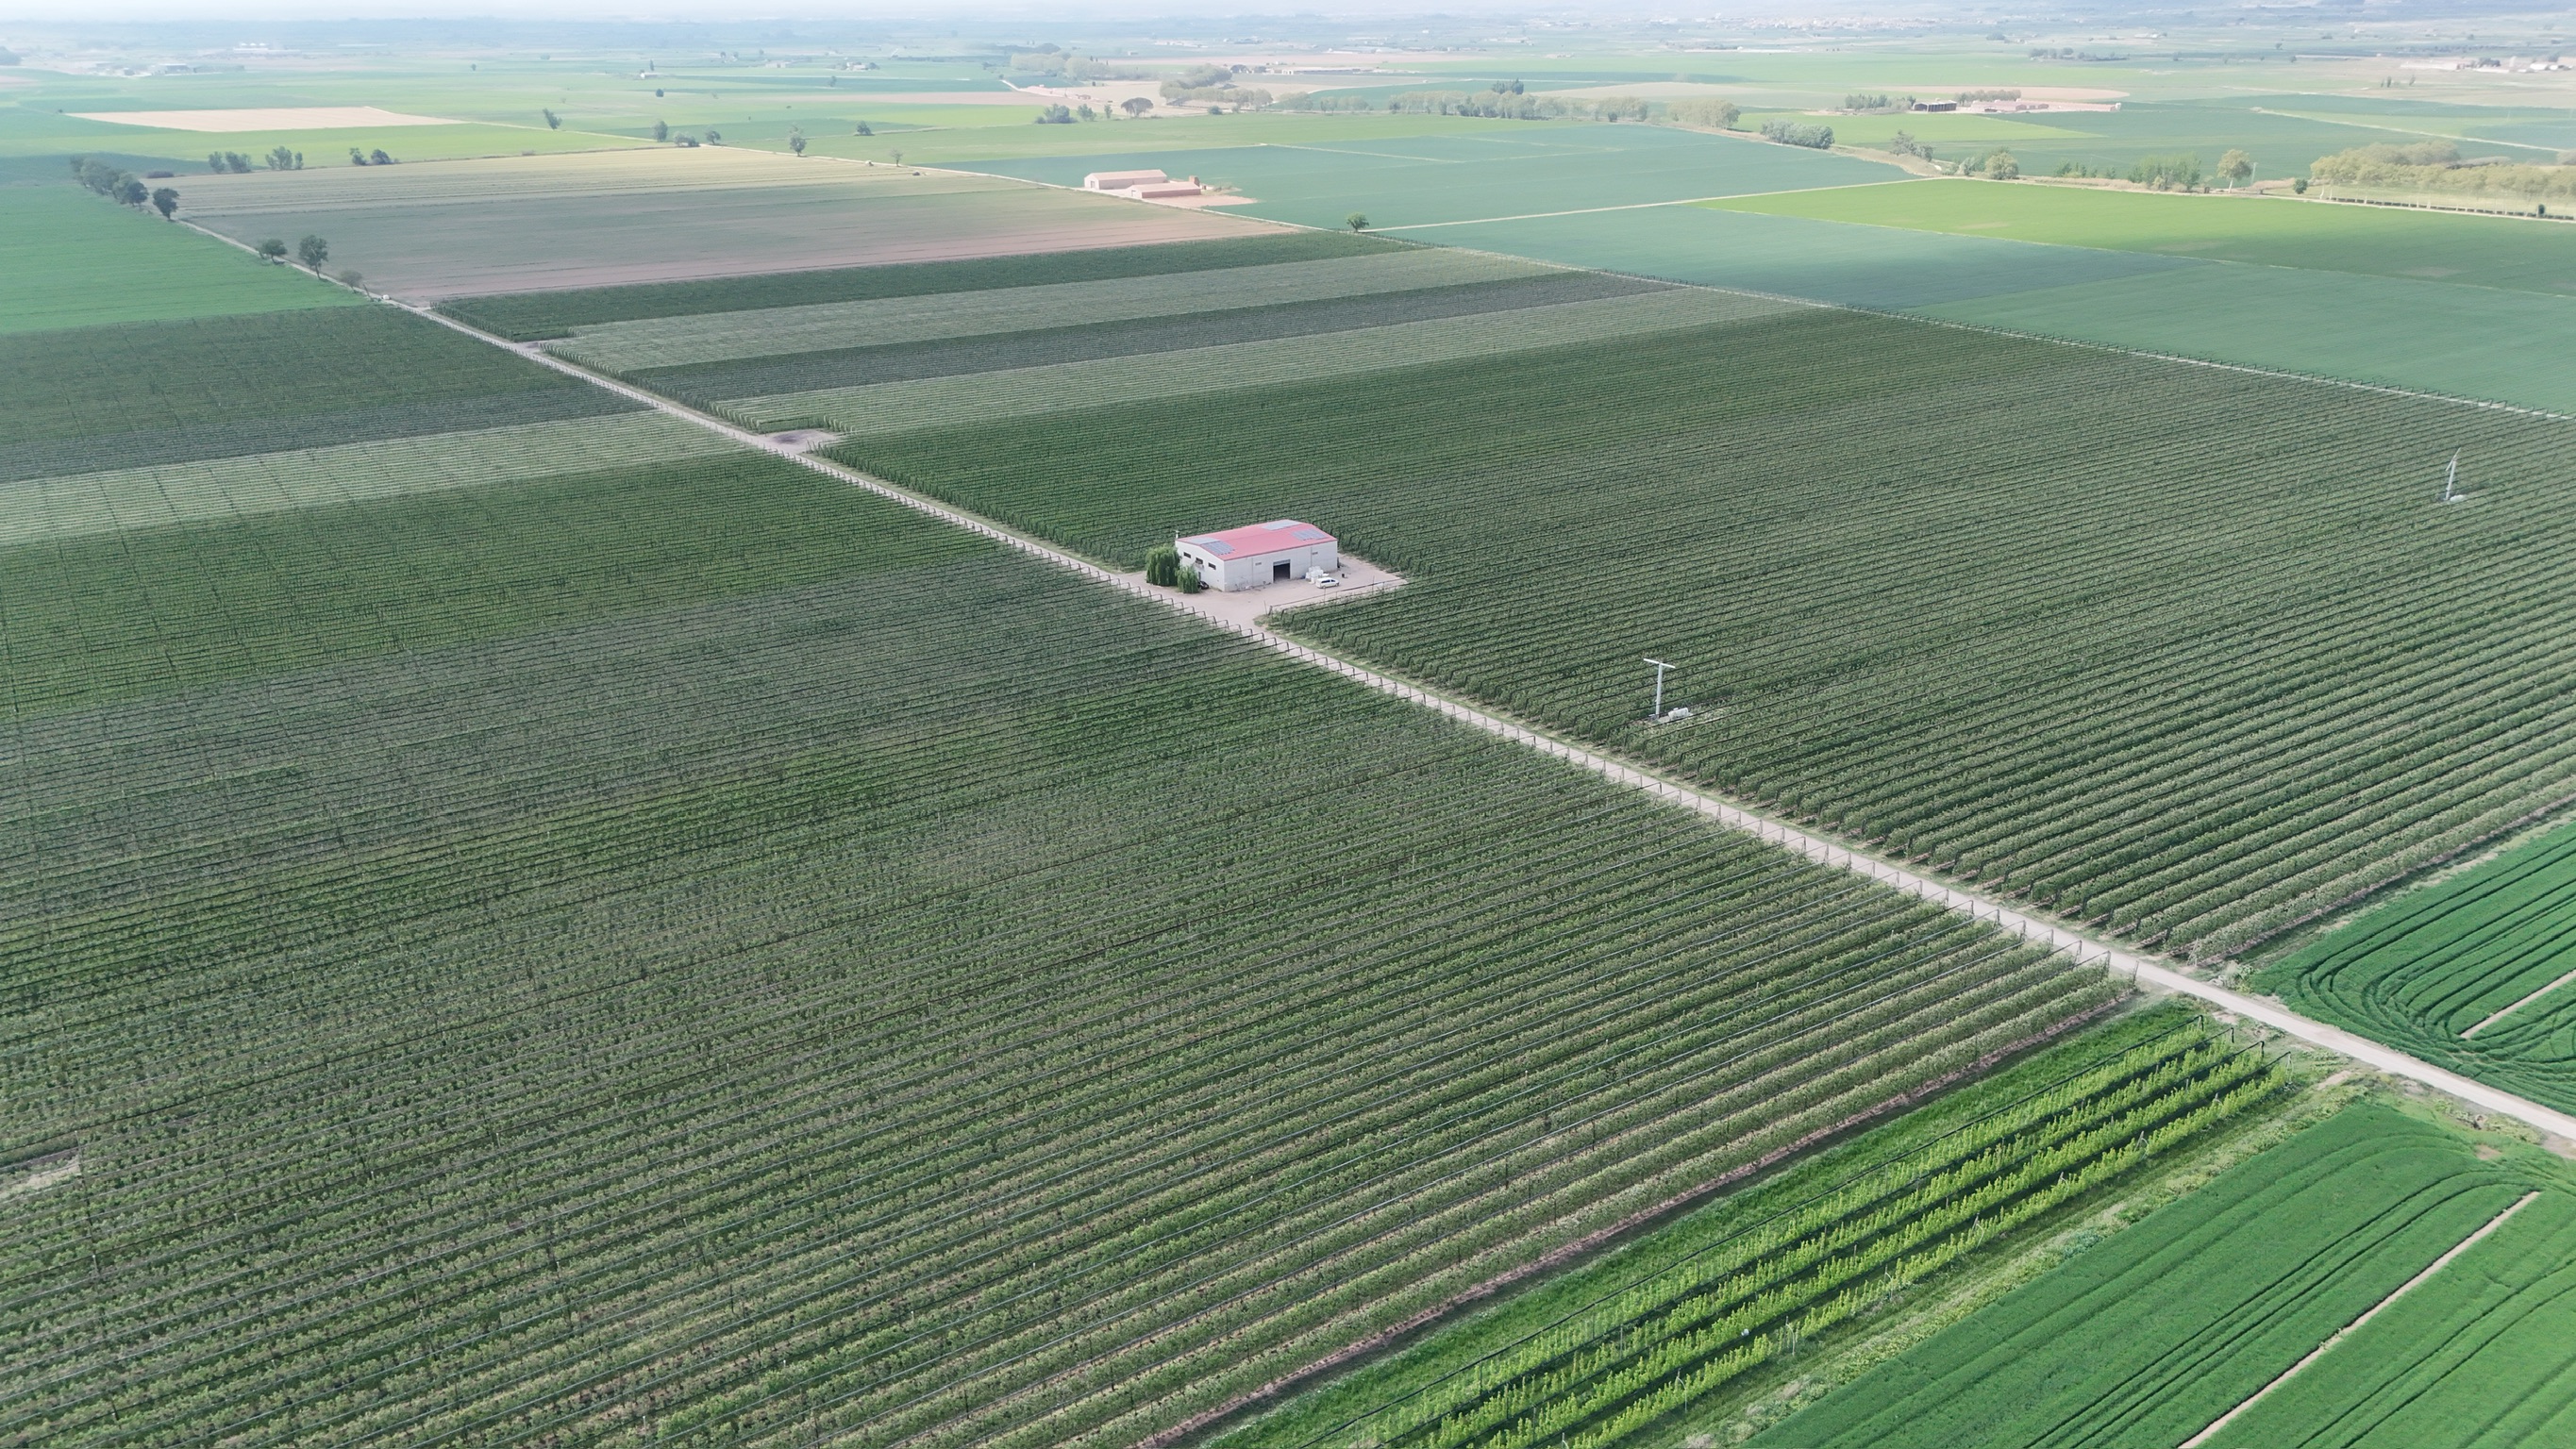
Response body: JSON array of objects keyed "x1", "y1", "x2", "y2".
[
  {"x1": 725, "y1": 285, "x2": 1799, "y2": 434},
  {"x1": 0, "y1": 410, "x2": 729, "y2": 545},
  {"x1": 0, "y1": 185, "x2": 358, "y2": 335},
  {"x1": 554, "y1": 248, "x2": 1550, "y2": 372},
  {"x1": 1707, "y1": 178, "x2": 2576, "y2": 294},
  {"x1": 0, "y1": 116, "x2": 645, "y2": 168},
  {"x1": 1738, "y1": 110, "x2": 2096, "y2": 147},
  {"x1": 1918, "y1": 262, "x2": 2576, "y2": 415}
]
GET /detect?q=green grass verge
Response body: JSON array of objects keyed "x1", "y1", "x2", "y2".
[{"x1": 0, "y1": 184, "x2": 357, "y2": 335}]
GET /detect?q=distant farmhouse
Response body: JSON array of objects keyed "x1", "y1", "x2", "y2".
[
  {"x1": 1177, "y1": 520, "x2": 1338, "y2": 591},
  {"x1": 1081, "y1": 168, "x2": 1205, "y2": 199}
]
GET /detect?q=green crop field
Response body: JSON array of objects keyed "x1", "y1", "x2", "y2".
[
  {"x1": 837, "y1": 300, "x2": 2576, "y2": 963},
  {"x1": 12, "y1": 29, "x2": 2576, "y2": 1449},
  {"x1": 549, "y1": 247, "x2": 1550, "y2": 372},
  {"x1": 484, "y1": 229, "x2": 1737, "y2": 442},
  {"x1": 631, "y1": 270, "x2": 1656, "y2": 410},
  {"x1": 0, "y1": 416, "x2": 2114, "y2": 1445},
  {"x1": 722, "y1": 286, "x2": 1792, "y2": 437},
  {"x1": 1707, "y1": 179, "x2": 2576, "y2": 296},
  {"x1": 954, "y1": 124, "x2": 1902, "y2": 231},
  {"x1": 1752, "y1": 1105, "x2": 2576, "y2": 1449},
  {"x1": 2258, "y1": 821, "x2": 2576, "y2": 1113},
  {"x1": 0, "y1": 305, "x2": 631, "y2": 481},
  {"x1": 1222, "y1": 1010, "x2": 2280, "y2": 1449},
  {"x1": 1407, "y1": 199, "x2": 2576, "y2": 414},
  {"x1": 0, "y1": 182, "x2": 358, "y2": 333}
]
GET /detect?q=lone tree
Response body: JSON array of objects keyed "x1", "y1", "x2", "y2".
[
  {"x1": 543, "y1": 108, "x2": 562, "y2": 129},
  {"x1": 151, "y1": 186, "x2": 178, "y2": 219},
  {"x1": 256, "y1": 238, "x2": 289, "y2": 262},
  {"x1": 1346, "y1": 211, "x2": 1370, "y2": 232},
  {"x1": 651, "y1": 119, "x2": 669, "y2": 142},
  {"x1": 1121, "y1": 95, "x2": 1152, "y2": 117},
  {"x1": 296, "y1": 234, "x2": 329, "y2": 273},
  {"x1": 853, "y1": 120, "x2": 873, "y2": 135},
  {"x1": 788, "y1": 125, "x2": 808, "y2": 155},
  {"x1": 2219, "y1": 148, "x2": 2255, "y2": 187},
  {"x1": 1144, "y1": 544, "x2": 1181, "y2": 587}
]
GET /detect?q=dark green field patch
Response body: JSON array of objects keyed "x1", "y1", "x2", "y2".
[
  {"x1": 646, "y1": 268, "x2": 1664, "y2": 406},
  {"x1": 441, "y1": 228, "x2": 1400, "y2": 340},
  {"x1": 838, "y1": 304, "x2": 2576, "y2": 961},
  {"x1": 0, "y1": 307, "x2": 596, "y2": 459},
  {"x1": 0, "y1": 450, "x2": 976, "y2": 718},
  {"x1": 0, "y1": 386, "x2": 638, "y2": 485}
]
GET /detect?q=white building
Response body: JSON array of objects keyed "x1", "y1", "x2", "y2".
[
  {"x1": 1176, "y1": 520, "x2": 1339, "y2": 591},
  {"x1": 1080, "y1": 168, "x2": 1204, "y2": 199},
  {"x1": 1084, "y1": 168, "x2": 1169, "y2": 191}
]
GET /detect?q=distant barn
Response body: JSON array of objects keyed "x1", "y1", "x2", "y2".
[
  {"x1": 1177, "y1": 520, "x2": 1338, "y2": 591},
  {"x1": 1080, "y1": 168, "x2": 1203, "y2": 198}
]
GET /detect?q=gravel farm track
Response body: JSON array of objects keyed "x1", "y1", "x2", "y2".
[{"x1": 384, "y1": 287, "x2": 2576, "y2": 1152}]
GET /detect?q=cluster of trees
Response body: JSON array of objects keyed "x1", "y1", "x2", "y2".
[
  {"x1": 1965, "y1": 148, "x2": 2019, "y2": 178},
  {"x1": 346, "y1": 147, "x2": 396, "y2": 165},
  {"x1": 1956, "y1": 88, "x2": 2022, "y2": 103},
  {"x1": 1668, "y1": 97, "x2": 1741, "y2": 129},
  {"x1": 2309, "y1": 140, "x2": 2576, "y2": 199},
  {"x1": 1843, "y1": 92, "x2": 1915, "y2": 112},
  {"x1": 208, "y1": 150, "x2": 254, "y2": 173},
  {"x1": 1760, "y1": 119, "x2": 1835, "y2": 149},
  {"x1": 1157, "y1": 63, "x2": 1272, "y2": 111},
  {"x1": 71, "y1": 155, "x2": 180, "y2": 217},
  {"x1": 265, "y1": 145, "x2": 304, "y2": 170},
  {"x1": 251, "y1": 234, "x2": 331, "y2": 272},
  {"x1": 1886, "y1": 129, "x2": 1936, "y2": 160},
  {"x1": 2128, "y1": 152, "x2": 2203, "y2": 189},
  {"x1": 1142, "y1": 544, "x2": 1202, "y2": 592},
  {"x1": 1008, "y1": 45, "x2": 1146, "y2": 83}
]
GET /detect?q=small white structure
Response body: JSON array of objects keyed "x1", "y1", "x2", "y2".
[
  {"x1": 1177, "y1": 520, "x2": 1339, "y2": 591},
  {"x1": 1081, "y1": 168, "x2": 1204, "y2": 199},
  {"x1": 1084, "y1": 168, "x2": 1169, "y2": 191}
]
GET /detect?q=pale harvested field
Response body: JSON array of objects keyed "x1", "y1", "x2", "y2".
[
  {"x1": 70, "y1": 105, "x2": 457, "y2": 131},
  {"x1": 177, "y1": 148, "x2": 1269, "y2": 300},
  {"x1": 551, "y1": 249, "x2": 1549, "y2": 371},
  {"x1": 726, "y1": 286, "x2": 1798, "y2": 435}
]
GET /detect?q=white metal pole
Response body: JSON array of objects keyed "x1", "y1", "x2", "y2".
[{"x1": 1643, "y1": 658, "x2": 1671, "y2": 719}]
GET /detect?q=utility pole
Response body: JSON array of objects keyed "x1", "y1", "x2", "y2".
[{"x1": 1644, "y1": 658, "x2": 1672, "y2": 720}]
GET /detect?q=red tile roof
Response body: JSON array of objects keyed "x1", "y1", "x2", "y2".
[{"x1": 1181, "y1": 520, "x2": 1336, "y2": 558}]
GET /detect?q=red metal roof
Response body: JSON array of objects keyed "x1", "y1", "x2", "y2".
[{"x1": 1180, "y1": 520, "x2": 1336, "y2": 558}]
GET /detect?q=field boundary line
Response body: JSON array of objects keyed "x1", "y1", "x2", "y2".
[
  {"x1": 2464, "y1": 964, "x2": 2576, "y2": 1038},
  {"x1": 2175, "y1": 1189, "x2": 2541, "y2": 1449},
  {"x1": 395, "y1": 299, "x2": 2576, "y2": 1146}
]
